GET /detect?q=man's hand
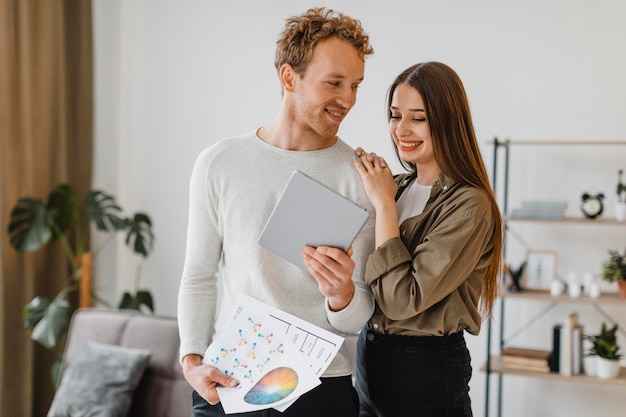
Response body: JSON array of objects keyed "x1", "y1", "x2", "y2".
[
  {"x1": 301, "y1": 245, "x2": 355, "y2": 311},
  {"x1": 182, "y1": 354, "x2": 239, "y2": 405}
]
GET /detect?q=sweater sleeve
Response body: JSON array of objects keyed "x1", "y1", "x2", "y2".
[
  {"x1": 325, "y1": 277, "x2": 374, "y2": 334},
  {"x1": 325, "y1": 186, "x2": 376, "y2": 333},
  {"x1": 177, "y1": 149, "x2": 222, "y2": 363}
]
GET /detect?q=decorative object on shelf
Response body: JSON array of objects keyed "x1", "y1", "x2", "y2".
[
  {"x1": 585, "y1": 323, "x2": 622, "y2": 379},
  {"x1": 525, "y1": 249, "x2": 558, "y2": 289},
  {"x1": 582, "y1": 354, "x2": 597, "y2": 377},
  {"x1": 7, "y1": 183, "x2": 155, "y2": 384},
  {"x1": 580, "y1": 192, "x2": 604, "y2": 219},
  {"x1": 616, "y1": 204, "x2": 626, "y2": 222},
  {"x1": 616, "y1": 169, "x2": 626, "y2": 222},
  {"x1": 600, "y1": 248, "x2": 626, "y2": 298},
  {"x1": 582, "y1": 272, "x2": 601, "y2": 298},
  {"x1": 597, "y1": 356, "x2": 621, "y2": 380},
  {"x1": 550, "y1": 279, "x2": 565, "y2": 296},
  {"x1": 588, "y1": 282, "x2": 601, "y2": 299},
  {"x1": 567, "y1": 271, "x2": 582, "y2": 298},
  {"x1": 503, "y1": 261, "x2": 525, "y2": 292}
]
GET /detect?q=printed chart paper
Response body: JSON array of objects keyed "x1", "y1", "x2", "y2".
[{"x1": 203, "y1": 294, "x2": 344, "y2": 413}]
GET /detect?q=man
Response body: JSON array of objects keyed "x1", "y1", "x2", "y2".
[{"x1": 178, "y1": 8, "x2": 375, "y2": 417}]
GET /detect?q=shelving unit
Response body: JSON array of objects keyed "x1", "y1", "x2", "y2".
[{"x1": 483, "y1": 138, "x2": 626, "y2": 417}]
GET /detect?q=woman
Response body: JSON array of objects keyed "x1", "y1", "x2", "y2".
[{"x1": 352, "y1": 61, "x2": 502, "y2": 417}]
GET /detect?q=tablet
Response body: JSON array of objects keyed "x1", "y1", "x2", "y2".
[{"x1": 258, "y1": 170, "x2": 370, "y2": 271}]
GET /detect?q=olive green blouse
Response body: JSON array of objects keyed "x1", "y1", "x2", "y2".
[{"x1": 365, "y1": 171, "x2": 497, "y2": 337}]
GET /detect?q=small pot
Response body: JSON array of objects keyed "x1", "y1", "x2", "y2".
[
  {"x1": 583, "y1": 355, "x2": 597, "y2": 377},
  {"x1": 619, "y1": 280, "x2": 626, "y2": 299},
  {"x1": 616, "y1": 202, "x2": 626, "y2": 222},
  {"x1": 596, "y1": 357, "x2": 621, "y2": 379}
]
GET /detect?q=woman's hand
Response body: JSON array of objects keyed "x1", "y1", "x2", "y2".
[
  {"x1": 353, "y1": 147, "x2": 401, "y2": 247},
  {"x1": 352, "y1": 147, "x2": 397, "y2": 211}
]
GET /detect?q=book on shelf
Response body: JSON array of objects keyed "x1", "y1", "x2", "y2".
[
  {"x1": 559, "y1": 312, "x2": 579, "y2": 377},
  {"x1": 500, "y1": 360, "x2": 551, "y2": 373},
  {"x1": 520, "y1": 200, "x2": 568, "y2": 209},
  {"x1": 550, "y1": 324, "x2": 561, "y2": 372},
  {"x1": 509, "y1": 208, "x2": 566, "y2": 219},
  {"x1": 509, "y1": 200, "x2": 568, "y2": 219},
  {"x1": 501, "y1": 346, "x2": 551, "y2": 373},
  {"x1": 572, "y1": 324, "x2": 583, "y2": 375},
  {"x1": 502, "y1": 346, "x2": 552, "y2": 360}
]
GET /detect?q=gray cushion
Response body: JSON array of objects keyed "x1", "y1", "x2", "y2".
[{"x1": 47, "y1": 341, "x2": 151, "y2": 417}]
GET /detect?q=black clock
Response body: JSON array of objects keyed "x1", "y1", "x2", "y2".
[{"x1": 581, "y1": 192, "x2": 604, "y2": 219}]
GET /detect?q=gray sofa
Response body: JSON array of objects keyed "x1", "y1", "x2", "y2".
[{"x1": 57, "y1": 308, "x2": 193, "y2": 417}]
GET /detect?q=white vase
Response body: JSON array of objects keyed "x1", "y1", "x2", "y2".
[
  {"x1": 588, "y1": 282, "x2": 601, "y2": 299},
  {"x1": 583, "y1": 355, "x2": 597, "y2": 377},
  {"x1": 596, "y1": 357, "x2": 621, "y2": 379},
  {"x1": 550, "y1": 279, "x2": 564, "y2": 296},
  {"x1": 616, "y1": 202, "x2": 626, "y2": 222}
]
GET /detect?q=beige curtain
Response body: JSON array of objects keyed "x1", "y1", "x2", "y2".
[{"x1": 0, "y1": 0, "x2": 93, "y2": 415}]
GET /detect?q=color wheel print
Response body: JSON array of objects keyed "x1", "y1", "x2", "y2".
[{"x1": 243, "y1": 367, "x2": 299, "y2": 405}]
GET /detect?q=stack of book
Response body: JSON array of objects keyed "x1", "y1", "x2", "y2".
[
  {"x1": 509, "y1": 200, "x2": 567, "y2": 219},
  {"x1": 501, "y1": 346, "x2": 552, "y2": 373}
]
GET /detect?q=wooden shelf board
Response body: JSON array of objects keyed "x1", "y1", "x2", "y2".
[
  {"x1": 481, "y1": 356, "x2": 626, "y2": 387},
  {"x1": 499, "y1": 289, "x2": 626, "y2": 306},
  {"x1": 489, "y1": 139, "x2": 626, "y2": 146},
  {"x1": 503, "y1": 216, "x2": 626, "y2": 225}
]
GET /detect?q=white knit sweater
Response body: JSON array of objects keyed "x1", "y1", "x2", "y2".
[{"x1": 177, "y1": 130, "x2": 375, "y2": 377}]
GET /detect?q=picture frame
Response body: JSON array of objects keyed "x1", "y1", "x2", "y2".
[{"x1": 524, "y1": 250, "x2": 558, "y2": 289}]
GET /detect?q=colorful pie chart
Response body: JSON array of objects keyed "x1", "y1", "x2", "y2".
[{"x1": 243, "y1": 366, "x2": 299, "y2": 405}]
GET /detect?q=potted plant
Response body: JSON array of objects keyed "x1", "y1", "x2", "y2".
[
  {"x1": 583, "y1": 331, "x2": 599, "y2": 377},
  {"x1": 7, "y1": 183, "x2": 155, "y2": 383},
  {"x1": 586, "y1": 323, "x2": 623, "y2": 379},
  {"x1": 616, "y1": 169, "x2": 626, "y2": 221},
  {"x1": 601, "y1": 248, "x2": 626, "y2": 298}
]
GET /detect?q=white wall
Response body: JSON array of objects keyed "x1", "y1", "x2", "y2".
[{"x1": 92, "y1": 1, "x2": 626, "y2": 416}]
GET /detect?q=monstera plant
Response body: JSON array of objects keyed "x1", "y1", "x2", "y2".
[{"x1": 7, "y1": 183, "x2": 155, "y2": 367}]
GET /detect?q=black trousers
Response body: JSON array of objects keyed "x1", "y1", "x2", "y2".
[
  {"x1": 191, "y1": 375, "x2": 358, "y2": 417},
  {"x1": 355, "y1": 328, "x2": 473, "y2": 417}
]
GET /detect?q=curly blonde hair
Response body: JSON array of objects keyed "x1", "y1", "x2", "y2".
[{"x1": 274, "y1": 7, "x2": 373, "y2": 77}]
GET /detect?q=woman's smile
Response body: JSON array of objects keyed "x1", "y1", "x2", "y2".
[{"x1": 398, "y1": 140, "x2": 423, "y2": 152}]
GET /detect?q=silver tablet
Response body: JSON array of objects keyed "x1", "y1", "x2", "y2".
[{"x1": 258, "y1": 170, "x2": 370, "y2": 271}]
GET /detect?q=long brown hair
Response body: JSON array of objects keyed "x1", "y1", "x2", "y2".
[{"x1": 387, "y1": 62, "x2": 502, "y2": 316}]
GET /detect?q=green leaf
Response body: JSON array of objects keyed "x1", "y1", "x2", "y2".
[
  {"x1": 23, "y1": 296, "x2": 51, "y2": 331},
  {"x1": 118, "y1": 292, "x2": 134, "y2": 309},
  {"x1": 118, "y1": 290, "x2": 154, "y2": 312},
  {"x1": 135, "y1": 290, "x2": 154, "y2": 312},
  {"x1": 30, "y1": 298, "x2": 71, "y2": 349},
  {"x1": 602, "y1": 248, "x2": 626, "y2": 283},
  {"x1": 47, "y1": 184, "x2": 78, "y2": 236},
  {"x1": 84, "y1": 190, "x2": 125, "y2": 232},
  {"x1": 51, "y1": 355, "x2": 63, "y2": 388},
  {"x1": 591, "y1": 323, "x2": 623, "y2": 360},
  {"x1": 7, "y1": 197, "x2": 54, "y2": 253},
  {"x1": 124, "y1": 213, "x2": 154, "y2": 257}
]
